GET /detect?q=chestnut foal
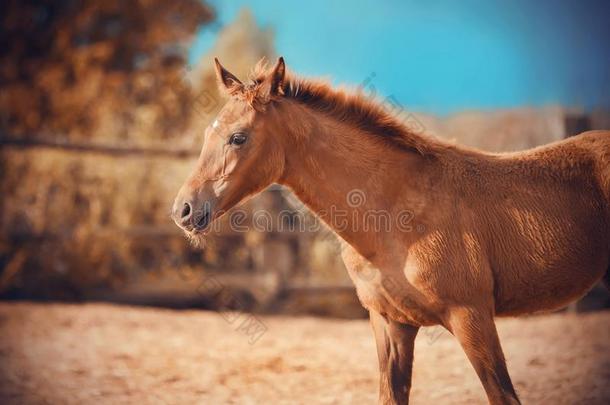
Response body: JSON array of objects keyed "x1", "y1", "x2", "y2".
[{"x1": 172, "y1": 57, "x2": 610, "y2": 404}]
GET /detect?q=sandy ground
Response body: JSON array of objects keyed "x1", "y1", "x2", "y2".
[{"x1": 0, "y1": 302, "x2": 608, "y2": 405}]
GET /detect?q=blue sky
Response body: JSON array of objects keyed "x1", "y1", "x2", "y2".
[{"x1": 190, "y1": 0, "x2": 610, "y2": 115}]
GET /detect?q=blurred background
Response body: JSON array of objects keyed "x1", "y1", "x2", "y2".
[{"x1": 1, "y1": 0, "x2": 609, "y2": 317}]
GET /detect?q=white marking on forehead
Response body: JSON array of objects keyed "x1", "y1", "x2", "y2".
[{"x1": 212, "y1": 119, "x2": 219, "y2": 129}]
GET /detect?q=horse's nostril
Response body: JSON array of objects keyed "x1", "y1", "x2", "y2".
[{"x1": 181, "y1": 202, "x2": 191, "y2": 219}]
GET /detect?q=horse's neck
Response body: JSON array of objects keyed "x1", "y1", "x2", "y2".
[{"x1": 279, "y1": 109, "x2": 433, "y2": 258}]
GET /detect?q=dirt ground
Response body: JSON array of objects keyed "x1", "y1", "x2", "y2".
[{"x1": 0, "y1": 302, "x2": 608, "y2": 405}]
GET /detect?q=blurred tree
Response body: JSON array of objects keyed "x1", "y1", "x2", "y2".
[
  {"x1": 0, "y1": 0, "x2": 213, "y2": 141},
  {"x1": 183, "y1": 8, "x2": 276, "y2": 146}
]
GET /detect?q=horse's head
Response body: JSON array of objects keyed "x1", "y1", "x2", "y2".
[{"x1": 172, "y1": 57, "x2": 288, "y2": 238}]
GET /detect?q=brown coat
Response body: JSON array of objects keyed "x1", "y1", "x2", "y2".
[{"x1": 172, "y1": 57, "x2": 609, "y2": 405}]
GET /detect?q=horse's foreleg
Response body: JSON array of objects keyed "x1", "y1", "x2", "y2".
[
  {"x1": 370, "y1": 310, "x2": 419, "y2": 405},
  {"x1": 447, "y1": 306, "x2": 521, "y2": 405}
]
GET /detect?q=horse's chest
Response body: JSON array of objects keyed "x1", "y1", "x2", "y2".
[{"x1": 340, "y1": 245, "x2": 439, "y2": 326}]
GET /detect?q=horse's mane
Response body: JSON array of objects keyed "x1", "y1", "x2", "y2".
[{"x1": 246, "y1": 60, "x2": 442, "y2": 156}]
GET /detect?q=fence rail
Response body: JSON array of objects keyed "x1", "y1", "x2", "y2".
[{"x1": 0, "y1": 136, "x2": 199, "y2": 158}]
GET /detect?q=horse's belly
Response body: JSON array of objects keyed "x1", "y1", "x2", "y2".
[{"x1": 494, "y1": 257, "x2": 607, "y2": 316}]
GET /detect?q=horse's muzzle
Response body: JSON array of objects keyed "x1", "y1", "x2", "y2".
[{"x1": 172, "y1": 196, "x2": 213, "y2": 233}]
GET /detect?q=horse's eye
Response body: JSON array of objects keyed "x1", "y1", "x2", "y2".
[{"x1": 229, "y1": 132, "x2": 248, "y2": 146}]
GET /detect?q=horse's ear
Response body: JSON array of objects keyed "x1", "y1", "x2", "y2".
[
  {"x1": 269, "y1": 57, "x2": 286, "y2": 95},
  {"x1": 260, "y1": 57, "x2": 286, "y2": 99},
  {"x1": 214, "y1": 58, "x2": 243, "y2": 95}
]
